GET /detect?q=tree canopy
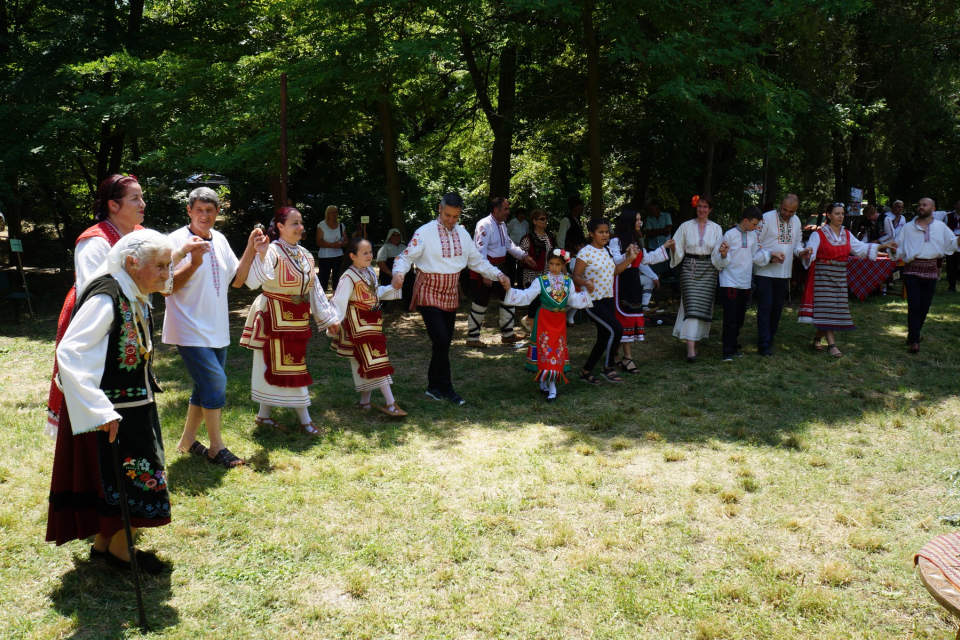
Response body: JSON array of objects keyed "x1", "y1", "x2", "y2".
[{"x1": 2, "y1": 0, "x2": 960, "y2": 249}]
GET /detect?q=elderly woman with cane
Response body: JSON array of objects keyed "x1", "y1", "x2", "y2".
[{"x1": 50, "y1": 229, "x2": 175, "y2": 575}]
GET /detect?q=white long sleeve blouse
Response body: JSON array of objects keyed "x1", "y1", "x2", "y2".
[{"x1": 801, "y1": 226, "x2": 879, "y2": 268}]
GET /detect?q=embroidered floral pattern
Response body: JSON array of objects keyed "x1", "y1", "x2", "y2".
[
  {"x1": 123, "y1": 456, "x2": 167, "y2": 492},
  {"x1": 777, "y1": 214, "x2": 793, "y2": 244},
  {"x1": 437, "y1": 222, "x2": 463, "y2": 258},
  {"x1": 117, "y1": 298, "x2": 142, "y2": 371},
  {"x1": 210, "y1": 243, "x2": 221, "y2": 296}
]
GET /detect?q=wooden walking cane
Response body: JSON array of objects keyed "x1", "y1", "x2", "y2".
[{"x1": 110, "y1": 437, "x2": 148, "y2": 629}]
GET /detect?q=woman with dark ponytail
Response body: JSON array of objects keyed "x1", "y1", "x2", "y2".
[{"x1": 240, "y1": 207, "x2": 341, "y2": 435}]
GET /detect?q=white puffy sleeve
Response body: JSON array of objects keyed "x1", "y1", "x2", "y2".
[
  {"x1": 329, "y1": 273, "x2": 353, "y2": 323},
  {"x1": 74, "y1": 237, "x2": 111, "y2": 296},
  {"x1": 503, "y1": 280, "x2": 541, "y2": 307},
  {"x1": 641, "y1": 245, "x2": 669, "y2": 266},
  {"x1": 848, "y1": 234, "x2": 879, "y2": 260},
  {"x1": 939, "y1": 224, "x2": 960, "y2": 256},
  {"x1": 801, "y1": 232, "x2": 821, "y2": 268},
  {"x1": 567, "y1": 288, "x2": 593, "y2": 309},
  {"x1": 56, "y1": 294, "x2": 122, "y2": 434},
  {"x1": 393, "y1": 229, "x2": 425, "y2": 277},
  {"x1": 244, "y1": 248, "x2": 277, "y2": 289},
  {"x1": 311, "y1": 275, "x2": 339, "y2": 329},
  {"x1": 711, "y1": 232, "x2": 731, "y2": 271},
  {"x1": 669, "y1": 222, "x2": 688, "y2": 268}
]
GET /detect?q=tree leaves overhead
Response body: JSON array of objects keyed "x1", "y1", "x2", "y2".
[{"x1": 2, "y1": 0, "x2": 959, "y2": 247}]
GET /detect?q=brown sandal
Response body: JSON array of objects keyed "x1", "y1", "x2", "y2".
[
  {"x1": 379, "y1": 403, "x2": 407, "y2": 417},
  {"x1": 355, "y1": 402, "x2": 373, "y2": 411},
  {"x1": 255, "y1": 416, "x2": 284, "y2": 431},
  {"x1": 299, "y1": 421, "x2": 323, "y2": 437}
]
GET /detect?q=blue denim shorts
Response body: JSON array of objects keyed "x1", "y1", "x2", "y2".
[{"x1": 176, "y1": 346, "x2": 228, "y2": 409}]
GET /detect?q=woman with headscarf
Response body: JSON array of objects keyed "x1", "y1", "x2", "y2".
[
  {"x1": 242, "y1": 207, "x2": 340, "y2": 435},
  {"x1": 47, "y1": 230, "x2": 175, "y2": 573}
]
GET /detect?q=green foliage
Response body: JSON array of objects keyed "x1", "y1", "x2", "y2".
[{"x1": 2, "y1": 0, "x2": 960, "y2": 255}]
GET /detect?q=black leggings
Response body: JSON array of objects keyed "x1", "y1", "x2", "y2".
[
  {"x1": 583, "y1": 297, "x2": 623, "y2": 371},
  {"x1": 316, "y1": 256, "x2": 342, "y2": 292}
]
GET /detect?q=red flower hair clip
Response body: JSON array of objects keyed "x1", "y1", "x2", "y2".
[{"x1": 691, "y1": 195, "x2": 700, "y2": 208}]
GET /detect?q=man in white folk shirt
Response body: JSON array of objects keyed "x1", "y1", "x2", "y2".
[
  {"x1": 753, "y1": 194, "x2": 804, "y2": 357},
  {"x1": 466, "y1": 197, "x2": 537, "y2": 348},
  {"x1": 890, "y1": 197, "x2": 960, "y2": 354},
  {"x1": 392, "y1": 193, "x2": 511, "y2": 405},
  {"x1": 163, "y1": 187, "x2": 268, "y2": 468}
]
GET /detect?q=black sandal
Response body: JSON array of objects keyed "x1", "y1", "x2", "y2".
[
  {"x1": 827, "y1": 343, "x2": 843, "y2": 358},
  {"x1": 179, "y1": 440, "x2": 209, "y2": 459},
  {"x1": 579, "y1": 370, "x2": 602, "y2": 386},
  {"x1": 620, "y1": 358, "x2": 639, "y2": 374},
  {"x1": 600, "y1": 367, "x2": 624, "y2": 383},
  {"x1": 207, "y1": 447, "x2": 244, "y2": 468}
]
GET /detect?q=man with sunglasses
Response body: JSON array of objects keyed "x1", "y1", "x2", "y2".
[{"x1": 752, "y1": 194, "x2": 805, "y2": 356}]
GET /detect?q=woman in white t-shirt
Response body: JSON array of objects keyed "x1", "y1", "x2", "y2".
[{"x1": 316, "y1": 205, "x2": 347, "y2": 291}]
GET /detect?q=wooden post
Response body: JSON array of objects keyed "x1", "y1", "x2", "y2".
[{"x1": 280, "y1": 73, "x2": 288, "y2": 208}]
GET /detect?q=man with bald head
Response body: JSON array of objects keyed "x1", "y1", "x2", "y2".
[
  {"x1": 752, "y1": 194, "x2": 805, "y2": 356},
  {"x1": 890, "y1": 198, "x2": 960, "y2": 353}
]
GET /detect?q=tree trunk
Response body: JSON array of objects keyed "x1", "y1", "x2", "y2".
[
  {"x1": 701, "y1": 136, "x2": 715, "y2": 198},
  {"x1": 487, "y1": 45, "x2": 516, "y2": 199},
  {"x1": 378, "y1": 97, "x2": 407, "y2": 236},
  {"x1": 108, "y1": 129, "x2": 125, "y2": 175},
  {"x1": 630, "y1": 155, "x2": 653, "y2": 208},
  {"x1": 128, "y1": 0, "x2": 144, "y2": 35},
  {"x1": 461, "y1": 32, "x2": 517, "y2": 200},
  {"x1": 761, "y1": 146, "x2": 777, "y2": 208},
  {"x1": 7, "y1": 174, "x2": 21, "y2": 240},
  {"x1": 268, "y1": 174, "x2": 283, "y2": 211},
  {"x1": 583, "y1": 3, "x2": 603, "y2": 217},
  {"x1": 832, "y1": 131, "x2": 847, "y2": 204}
]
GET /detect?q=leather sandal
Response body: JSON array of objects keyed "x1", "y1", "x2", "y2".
[
  {"x1": 379, "y1": 403, "x2": 407, "y2": 417},
  {"x1": 255, "y1": 416, "x2": 284, "y2": 431},
  {"x1": 355, "y1": 402, "x2": 373, "y2": 411},
  {"x1": 620, "y1": 357, "x2": 639, "y2": 374},
  {"x1": 299, "y1": 422, "x2": 323, "y2": 437},
  {"x1": 178, "y1": 440, "x2": 209, "y2": 458},
  {"x1": 827, "y1": 343, "x2": 843, "y2": 358},
  {"x1": 207, "y1": 447, "x2": 244, "y2": 468}
]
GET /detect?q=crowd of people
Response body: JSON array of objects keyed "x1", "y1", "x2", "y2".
[{"x1": 42, "y1": 173, "x2": 960, "y2": 574}]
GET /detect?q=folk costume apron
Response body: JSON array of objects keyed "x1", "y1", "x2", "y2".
[
  {"x1": 331, "y1": 266, "x2": 395, "y2": 391},
  {"x1": 799, "y1": 228, "x2": 856, "y2": 331}
]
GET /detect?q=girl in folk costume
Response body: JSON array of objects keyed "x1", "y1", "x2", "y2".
[
  {"x1": 572, "y1": 218, "x2": 640, "y2": 385},
  {"x1": 798, "y1": 203, "x2": 896, "y2": 357},
  {"x1": 241, "y1": 208, "x2": 340, "y2": 436},
  {"x1": 504, "y1": 249, "x2": 594, "y2": 401},
  {"x1": 671, "y1": 195, "x2": 725, "y2": 363},
  {"x1": 609, "y1": 208, "x2": 673, "y2": 373},
  {"x1": 329, "y1": 238, "x2": 407, "y2": 417}
]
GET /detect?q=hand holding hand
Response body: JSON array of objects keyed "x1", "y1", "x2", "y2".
[
  {"x1": 392, "y1": 273, "x2": 404, "y2": 289},
  {"x1": 886, "y1": 241, "x2": 898, "y2": 251},
  {"x1": 99, "y1": 419, "x2": 119, "y2": 443},
  {"x1": 771, "y1": 251, "x2": 786, "y2": 264},
  {"x1": 585, "y1": 279, "x2": 595, "y2": 293},
  {"x1": 497, "y1": 273, "x2": 511, "y2": 289},
  {"x1": 328, "y1": 321, "x2": 340, "y2": 334},
  {"x1": 719, "y1": 241, "x2": 729, "y2": 258},
  {"x1": 662, "y1": 239, "x2": 676, "y2": 251},
  {"x1": 522, "y1": 256, "x2": 537, "y2": 269},
  {"x1": 798, "y1": 248, "x2": 813, "y2": 260},
  {"x1": 652, "y1": 279, "x2": 660, "y2": 291}
]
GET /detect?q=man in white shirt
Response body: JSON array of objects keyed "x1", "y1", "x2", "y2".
[
  {"x1": 163, "y1": 187, "x2": 268, "y2": 467},
  {"x1": 392, "y1": 193, "x2": 509, "y2": 404},
  {"x1": 753, "y1": 194, "x2": 804, "y2": 356},
  {"x1": 467, "y1": 198, "x2": 536, "y2": 348},
  {"x1": 890, "y1": 198, "x2": 960, "y2": 353},
  {"x1": 713, "y1": 206, "x2": 763, "y2": 361}
]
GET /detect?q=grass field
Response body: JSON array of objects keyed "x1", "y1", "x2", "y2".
[{"x1": 3, "y1": 271, "x2": 960, "y2": 639}]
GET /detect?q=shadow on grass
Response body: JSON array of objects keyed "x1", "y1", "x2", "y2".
[
  {"x1": 16, "y1": 272, "x2": 959, "y2": 459},
  {"x1": 49, "y1": 554, "x2": 178, "y2": 638}
]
